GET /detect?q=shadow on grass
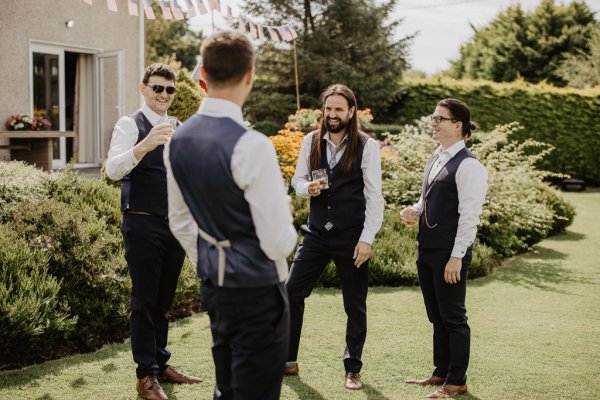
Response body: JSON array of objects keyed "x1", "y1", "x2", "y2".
[
  {"x1": 284, "y1": 375, "x2": 327, "y2": 400},
  {"x1": 362, "y1": 382, "x2": 394, "y2": 399},
  {"x1": 471, "y1": 245, "x2": 591, "y2": 292},
  {"x1": 0, "y1": 341, "x2": 130, "y2": 390},
  {"x1": 547, "y1": 231, "x2": 586, "y2": 242}
]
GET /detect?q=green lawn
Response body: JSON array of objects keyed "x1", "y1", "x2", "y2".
[{"x1": 2, "y1": 191, "x2": 599, "y2": 399}]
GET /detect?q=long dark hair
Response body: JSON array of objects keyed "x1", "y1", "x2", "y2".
[
  {"x1": 309, "y1": 84, "x2": 366, "y2": 175},
  {"x1": 437, "y1": 98, "x2": 478, "y2": 138}
]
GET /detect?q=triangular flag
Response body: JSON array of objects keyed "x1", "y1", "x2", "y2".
[
  {"x1": 127, "y1": 0, "x2": 139, "y2": 16},
  {"x1": 142, "y1": 0, "x2": 156, "y2": 19},
  {"x1": 277, "y1": 26, "x2": 292, "y2": 41},
  {"x1": 107, "y1": 0, "x2": 118, "y2": 12},
  {"x1": 158, "y1": 0, "x2": 173, "y2": 19},
  {"x1": 183, "y1": 0, "x2": 196, "y2": 17},
  {"x1": 288, "y1": 26, "x2": 298, "y2": 40},
  {"x1": 249, "y1": 21, "x2": 258, "y2": 39},
  {"x1": 211, "y1": 0, "x2": 221, "y2": 13},
  {"x1": 226, "y1": 6, "x2": 233, "y2": 24},
  {"x1": 82, "y1": 0, "x2": 92, "y2": 5},
  {"x1": 195, "y1": 0, "x2": 208, "y2": 14},
  {"x1": 170, "y1": 0, "x2": 185, "y2": 20},
  {"x1": 268, "y1": 27, "x2": 280, "y2": 42},
  {"x1": 237, "y1": 16, "x2": 247, "y2": 33},
  {"x1": 257, "y1": 24, "x2": 265, "y2": 40}
]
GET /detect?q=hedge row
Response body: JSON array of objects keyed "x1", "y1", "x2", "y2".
[{"x1": 392, "y1": 78, "x2": 600, "y2": 182}]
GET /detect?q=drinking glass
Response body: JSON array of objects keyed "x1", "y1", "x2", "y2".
[{"x1": 311, "y1": 169, "x2": 329, "y2": 189}]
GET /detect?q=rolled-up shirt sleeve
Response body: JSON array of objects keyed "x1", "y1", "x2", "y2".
[
  {"x1": 291, "y1": 132, "x2": 314, "y2": 197},
  {"x1": 105, "y1": 116, "x2": 141, "y2": 180},
  {"x1": 232, "y1": 131, "x2": 298, "y2": 261}
]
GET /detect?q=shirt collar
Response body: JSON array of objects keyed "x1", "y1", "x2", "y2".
[
  {"x1": 197, "y1": 97, "x2": 245, "y2": 126},
  {"x1": 435, "y1": 140, "x2": 466, "y2": 158},
  {"x1": 141, "y1": 103, "x2": 166, "y2": 126},
  {"x1": 323, "y1": 132, "x2": 349, "y2": 147}
]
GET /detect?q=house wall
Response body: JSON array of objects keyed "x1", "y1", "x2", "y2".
[{"x1": 0, "y1": 0, "x2": 143, "y2": 160}]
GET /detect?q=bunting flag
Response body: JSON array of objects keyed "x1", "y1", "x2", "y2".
[
  {"x1": 248, "y1": 21, "x2": 258, "y2": 39},
  {"x1": 107, "y1": 0, "x2": 118, "y2": 12},
  {"x1": 142, "y1": 0, "x2": 156, "y2": 19},
  {"x1": 210, "y1": 0, "x2": 221, "y2": 13},
  {"x1": 226, "y1": 6, "x2": 233, "y2": 24},
  {"x1": 127, "y1": 0, "x2": 139, "y2": 16},
  {"x1": 277, "y1": 26, "x2": 292, "y2": 41},
  {"x1": 195, "y1": 0, "x2": 208, "y2": 14},
  {"x1": 158, "y1": 0, "x2": 173, "y2": 19},
  {"x1": 183, "y1": 0, "x2": 196, "y2": 17},
  {"x1": 288, "y1": 25, "x2": 298, "y2": 40},
  {"x1": 257, "y1": 24, "x2": 265, "y2": 40},
  {"x1": 267, "y1": 27, "x2": 280, "y2": 41},
  {"x1": 82, "y1": 0, "x2": 92, "y2": 5},
  {"x1": 237, "y1": 16, "x2": 246, "y2": 33},
  {"x1": 170, "y1": 0, "x2": 185, "y2": 20}
]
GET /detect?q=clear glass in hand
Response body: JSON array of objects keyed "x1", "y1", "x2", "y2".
[{"x1": 311, "y1": 169, "x2": 329, "y2": 189}]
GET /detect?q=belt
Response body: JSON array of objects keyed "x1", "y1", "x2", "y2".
[
  {"x1": 123, "y1": 210, "x2": 153, "y2": 216},
  {"x1": 197, "y1": 226, "x2": 231, "y2": 287}
]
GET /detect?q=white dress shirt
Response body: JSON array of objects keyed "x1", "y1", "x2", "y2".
[
  {"x1": 105, "y1": 103, "x2": 167, "y2": 180},
  {"x1": 414, "y1": 140, "x2": 488, "y2": 259},
  {"x1": 291, "y1": 131, "x2": 385, "y2": 245},
  {"x1": 165, "y1": 98, "x2": 298, "y2": 271}
]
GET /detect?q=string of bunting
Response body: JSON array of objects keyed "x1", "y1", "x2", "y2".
[{"x1": 82, "y1": 0, "x2": 298, "y2": 42}]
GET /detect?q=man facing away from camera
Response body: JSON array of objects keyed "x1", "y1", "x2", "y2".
[{"x1": 165, "y1": 31, "x2": 297, "y2": 400}]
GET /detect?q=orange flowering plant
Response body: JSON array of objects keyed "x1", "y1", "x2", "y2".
[
  {"x1": 269, "y1": 129, "x2": 304, "y2": 181},
  {"x1": 4, "y1": 114, "x2": 51, "y2": 131},
  {"x1": 356, "y1": 108, "x2": 374, "y2": 130}
]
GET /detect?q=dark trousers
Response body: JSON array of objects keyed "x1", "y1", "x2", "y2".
[
  {"x1": 417, "y1": 247, "x2": 471, "y2": 386},
  {"x1": 201, "y1": 282, "x2": 289, "y2": 400},
  {"x1": 286, "y1": 225, "x2": 368, "y2": 373},
  {"x1": 121, "y1": 213, "x2": 185, "y2": 379}
]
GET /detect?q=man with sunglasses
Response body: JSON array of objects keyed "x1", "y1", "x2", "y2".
[
  {"x1": 106, "y1": 63, "x2": 202, "y2": 400},
  {"x1": 401, "y1": 99, "x2": 487, "y2": 399}
]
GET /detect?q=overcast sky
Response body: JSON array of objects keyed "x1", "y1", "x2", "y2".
[{"x1": 188, "y1": 0, "x2": 600, "y2": 75}]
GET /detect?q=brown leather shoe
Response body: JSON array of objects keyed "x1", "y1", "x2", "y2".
[
  {"x1": 136, "y1": 376, "x2": 168, "y2": 400},
  {"x1": 284, "y1": 363, "x2": 299, "y2": 376},
  {"x1": 426, "y1": 384, "x2": 468, "y2": 398},
  {"x1": 406, "y1": 375, "x2": 445, "y2": 386},
  {"x1": 344, "y1": 372, "x2": 363, "y2": 390},
  {"x1": 159, "y1": 365, "x2": 202, "y2": 384}
]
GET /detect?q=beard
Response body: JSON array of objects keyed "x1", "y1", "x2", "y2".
[{"x1": 325, "y1": 117, "x2": 348, "y2": 133}]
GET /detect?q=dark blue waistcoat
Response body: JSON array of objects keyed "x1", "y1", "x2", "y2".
[
  {"x1": 121, "y1": 111, "x2": 168, "y2": 217},
  {"x1": 417, "y1": 147, "x2": 476, "y2": 250},
  {"x1": 308, "y1": 134, "x2": 368, "y2": 230},
  {"x1": 168, "y1": 114, "x2": 280, "y2": 288}
]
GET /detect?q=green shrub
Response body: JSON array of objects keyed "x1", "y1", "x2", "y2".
[
  {"x1": 169, "y1": 69, "x2": 205, "y2": 123},
  {"x1": 394, "y1": 78, "x2": 600, "y2": 182},
  {"x1": 0, "y1": 225, "x2": 76, "y2": 365}
]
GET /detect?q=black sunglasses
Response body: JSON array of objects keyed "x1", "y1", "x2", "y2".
[
  {"x1": 430, "y1": 114, "x2": 457, "y2": 123},
  {"x1": 146, "y1": 84, "x2": 176, "y2": 95}
]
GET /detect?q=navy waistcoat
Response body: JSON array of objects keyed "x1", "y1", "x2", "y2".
[
  {"x1": 417, "y1": 147, "x2": 476, "y2": 250},
  {"x1": 308, "y1": 133, "x2": 368, "y2": 230},
  {"x1": 120, "y1": 111, "x2": 168, "y2": 217},
  {"x1": 168, "y1": 114, "x2": 280, "y2": 288}
]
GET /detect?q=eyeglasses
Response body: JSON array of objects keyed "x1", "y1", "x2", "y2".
[
  {"x1": 430, "y1": 115, "x2": 457, "y2": 123},
  {"x1": 145, "y1": 84, "x2": 177, "y2": 95}
]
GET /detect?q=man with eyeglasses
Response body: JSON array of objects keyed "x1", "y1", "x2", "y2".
[
  {"x1": 106, "y1": 63, "x2": 202, "y2": 400},
  {"x1": 401, "y1": 99, "x2": 487, "y2": 398}
]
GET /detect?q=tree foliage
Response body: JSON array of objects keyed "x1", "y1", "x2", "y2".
[
  {"x1": 557, "y1": 24, "x2": 600, "y2": 88},
  {"x1": 145, "y1": 2, "x2": 203, "y2": 71},
  {"x1": 243, "y1": 0, "x2": 412, "y2": 128},
  {"x1": 448, "y1": 0, "x2": 598, "y2": 86}
]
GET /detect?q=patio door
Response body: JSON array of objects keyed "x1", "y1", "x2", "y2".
[
  {"x1": 96, "y1": 51, "x2": 123, "y2": 162},
  {"x1": 30, "y1": 44, "x2": 66, "y2": 169}
]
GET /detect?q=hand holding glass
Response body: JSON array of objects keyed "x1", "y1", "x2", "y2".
[
  {"x1": 311, "y1": 169, "x2": 329, "y2": 189},
  {"x1": 400, "y1": 207, "x2": 419, "y2": 227}
]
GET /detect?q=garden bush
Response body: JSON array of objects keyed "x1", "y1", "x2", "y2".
[
  {"x1": 0, "y1": 162, "x2": 200, "y2": 366},
  {"x1": 169, "y1": 69, "x2": 205, "y2": 123}
]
